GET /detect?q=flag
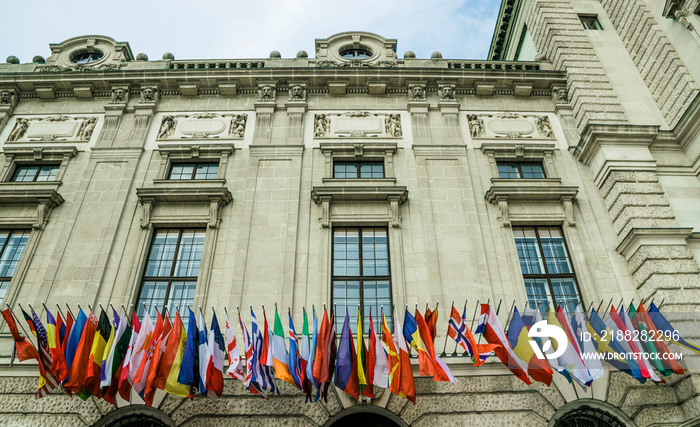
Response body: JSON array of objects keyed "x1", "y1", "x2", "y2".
[
  {"x1": 367, "y1": 309, "x2": 389, "y2": 389},
  {"x1": 356, "y1": 308, "x2": 372, "y2": 398},
  {"x1": 635, "y1": 303, "x2": 684, "y2": 375},
  {"x1": 403, "y1": 309, "x2": 433, "y2": 376},
  {"x1": 381, "y1": 312, "x2": 401, "y2": 398},
  {"x1": 1, "y1": 309, "x2": 39, "y2": 363},
  {"x1": 393, "y1": 310, "x2": 416, "y2": 403},
  {"x1": 415, "y1": 308, "x2": 456, "y2": 385},
  {"x1": 549, "y1": 307, "x2": 594, "y2": 387},
  {"x1": 133, "y1": 310, "x2": 163, "y2": 396},
  {"x1": 447, "y1": 305, "x2": 498, "y2": 366},
  {"x1": 261, "y1": 308, "x2": 273, "y2": 367},
  {"x1": 64, "y1": 309, "x2": 98, "y2": 394},
  {"x1": 225, "y1": 311, "x2": 245, "y2": 381},
  {"x1": 288, "y1": 310, "x2": 304, "y2": 390},
  {"x1": 321, "y1": 311, "x2": 337, "y2": 402},
  {"x1": 61, "y1": 311, "x2": 74, "y2": 366},
  {"x1": 239, "y1": 310, "x2": 265, "y2": 399},
  {"x1": 64, "y1": 309, "x2": 86, "y2": 388},
  {"x1": 121, "y1": 311, "x2": 150, "y2": 400},
  {"x1": 177, "y1": 309, "x2": 199, "y2": 398},
  {"x1": 271, "y1": 308, "x2": 295, "y2": 387},
  {"x1": 46, "y1": 310, "x2": 68, "y2": 381},
  {"x1": 571, "y1": 305, "x2": 604, "y2": 382},
  {"x1": 102, "y1": 309, "x2": 133, "y2": 404},
  {"x1": 649, "y1": 302, "x2": 700, "y2": 355},
  {"x1": 334, "y1": 310, "x2": 360, "y2": 400},
  {"x1": 299, "y1": 309, "x2": 315, "y2": 401},
  {"x1": 143, "y1": 313, "x2": 171, "y2": 406},
  {"x1": 197, "y1": 311, "x2": 209, "y2": 395},
  {"x1": 82, "y1": 308, "x2": 112, "y2": 398},
  {"x1": 476, "y1": 304, "x2": 530, "y2": 384},
  {"x1": 506, "y1": 307, "x2": 552, "y2": 386},
  {"x1": 618, "y1": 305, "x2": 662, "y2": 383},
  {"x1": 250, "y1": 309, "x2": 279, "y2": 397},
  {"x1": 608, "y1": 306, "x2": 653, "y2": 382},
  {"x1": 29, "y1": 309, "x2": 60, "y2": 398},
  {"x1": 312, "y1": 307, "x2": 330, "y2": 386},
  {"x1": 628, "y1": 304, "x2": 668, "y2": 376},
  {"x1": 100, "y1": 309, "x2": 121, "y2": 388},
  {"x1": 587, "y1": 308, "x2": 642, "y2": 381},
  {"x1": 206, "y1": 312, "x2": 226, "y2": 399},
  {"x1": 161, "y1": 312, "x2": 191, "y2": 397},
  {"x1": 425, "y1": 305, "x2": 438, "y2": 342}
]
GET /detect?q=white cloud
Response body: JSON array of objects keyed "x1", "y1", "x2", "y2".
[{"x1": 1, "y1": 0, "x2": 500, "y2": 63}]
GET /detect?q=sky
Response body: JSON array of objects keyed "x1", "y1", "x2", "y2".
[{"x1": 1, "y1": 0, "x2": 501, "y2": 63}]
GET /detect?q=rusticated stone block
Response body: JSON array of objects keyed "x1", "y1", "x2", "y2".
[
  {"x1": 613, "y1": 207, "x2": 677, "y2": 235},
  {"x1": 681, "y1": 394, "x2": 700, "y2": 420},
  {"x1": 386, "y1": 392, "x2": 410, "y2": 416},
  {"x1": 607, "y1": 193, "x2": 669, "y2": 216},
  {"x1": 633, "y1": 259, "x2": 700, "y2": 284},
  {"x1": 180, "y1": 416, "x2": 316, "y2": 427},
  {"x1": 411, "y1": 412, "x2": 545, "y2": 427},
  {"x1": 627, "y1": 245, "x2": 692, "y2": 273},
  {"x1": 633, "y1": 404, "x2": 686, "y2": 427},
  {"x1": 618, "y1": 219, "x2": 680, "y2": 243},
  {"x1": 0, "y1": 414, "x2": 91, "y2": 427},
  {"x1": 606, "y1": 371, "x2": 653, "y2": 407}
]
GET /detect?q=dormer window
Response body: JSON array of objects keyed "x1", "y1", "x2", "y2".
[
  {"x1": 71, "y1": 51, "x2": 104, "y2": 64},
  {"x1": 339, "y1": 48, "x2": 372, "y2": 60}
]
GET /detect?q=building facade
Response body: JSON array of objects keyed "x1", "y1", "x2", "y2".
[{"x1": 0, "y1": 9, "x2": 698, "y2": 425}]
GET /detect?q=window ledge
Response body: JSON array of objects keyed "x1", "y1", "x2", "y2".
[
  {"x1": 136, "y1": 186, "x2": 232, "y2": 229},
  {"x1": 485, "y1": 180, "x2": 576, "y2": 203},
  {"x1": 311, "y1": 185, "x2": 407, "y2": 203},
  {"x1": 321, "y1": 178, "x2": 397, "y2": 185},
  {"x1": 0, "y1": 182, "x2": 64, "y2": 229},
  {"x1": 152, "y1": 179, "x2": 226, "y2": 188},
  {"x1": 489, "y1": 177, "x2": 561, "y2": 186}
]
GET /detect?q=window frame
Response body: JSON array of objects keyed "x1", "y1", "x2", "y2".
[
  {"x1": 331, "y1": 226, "x2": 393, "y2": 332},
  {"x1": 513, "y1": 225, "x2": 583, "y2": 313},
  {"x1": 0, "y1": 229, "x2": 31, "y2": 304},
  {"x1": 0, "y1": 146, "x2": 77, "y2": 183},
  {"x1": 496, "y1": 161, "x2": 546, "y2": 179},
  {"x1": 155, "y1": 143, "x2": 234, "y2": 182},
  {"x1": 579, "y1": 15, "x2": 603, "y2": 30},
  {"x1": 167, "y1": 161, "x2": 220, "y2": 180},
  {"x1": 333, "y1": 160, "x2": 385, "y2": 179},
  {"x1": 10, "y1": 164, "x2": 61, "y2": 182}
]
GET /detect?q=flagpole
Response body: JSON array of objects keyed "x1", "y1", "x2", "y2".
[
  {"x1": 446, "y1": 300, "x2": 457, "y2": 357},
  {"x1": 55, "y1": 303, "x2": 67, "y2": 321},
  {"x1": 13, "y1": 303, "x2": 37, "y2": 347},
  {"x1": 65, "y1": 304, "x2": 75, "y2": 319},
  {"x1": 502, "y1": 299, "x2": 516, "y2": 336},
  {"x1": 476, "y1": 298, "x2": 489, "y2": 345}
]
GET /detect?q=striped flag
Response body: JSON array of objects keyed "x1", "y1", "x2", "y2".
[
  {"x1": 225, "y1": 312, "x2": 245, "y2": 381},
  {"x1": 251, "y1": 309, "x2": 279, "y2": 397},
  {"x1": 46, "y1": 309, "x2": 68, "y2": 381},
  {"x1": 29, "y1": 308, "x2": 60, "y2": 398},
  {"x1": 447, "y1": 305, "x2": 498, "y2": 366},
  {"x1": 239, "y1": 310, "x2": 265, "y2": 399}
]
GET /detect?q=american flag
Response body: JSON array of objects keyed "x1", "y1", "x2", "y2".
[{"x1": 31, "y1": 310, "x2": 60, "y2": 398}]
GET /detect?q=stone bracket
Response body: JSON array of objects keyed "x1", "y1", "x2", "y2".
[
  {"x1": 136, "y1": 186, "x2": 232, "y2": 229},
  {"x1": 0, "y1": 185, "x2": 64, "y2": 230},
  {"x1": 485, "y1": 181, "x2": 578, "y2": 227},
  {"x1": 311, "y1": 185, "x2": 408, "y2": 228}
]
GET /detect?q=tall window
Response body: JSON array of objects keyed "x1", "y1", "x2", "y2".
[
  {"x1": 0, "y1": 230, "x2": 30, "y2": 303},
  {"x1": 136, "y1": 229, "x2": 205, "y2": 321},
  {"x1": 332, "y1": 228, "x2": 391, "y2": 332},
  {"x1": 11, "y1": 165, "x2": 60, "y2": 182},
  {"x1": 513, "y1": 226, "x2": 582, "y2": 313},
  {"x1": 168, "y1": 162, "x2": 219, "y2": 180},
  {"x1": 497, "y1": 162, "x2": 545, "y2": 179},
  {"x1": 333, "y1": 161, "x2": 384, "y2": 179}
]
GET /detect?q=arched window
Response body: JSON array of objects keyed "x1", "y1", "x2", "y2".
[{"x1": 553, "y1": 405, "x2": 626, "y2": 427}]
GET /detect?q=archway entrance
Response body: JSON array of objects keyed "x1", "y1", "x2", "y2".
[{"x1": 328, "y1": 412, "x2": 403, "y2": 427}]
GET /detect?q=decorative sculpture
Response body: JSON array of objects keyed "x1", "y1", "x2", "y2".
[
  {"x1": 110, "y1": 87, "x2": 127, "y2": 104},
  {"x1": 467, "y1": 114, "x2": 484, "y2": 138},
  {"x1": 140, "y1": 87, "x2": 157, "y2": 103},
  {"x1": 229, "y1": 114, "x2": 247, "y2": 138},
  {"x1": 0, "y1": 90, "x2": 12, "y2": 105},
  {"x1": 78, "y1": 117, "x2": 97, "y2": 140},
  {"x1": 8, "y1": 118, "x2": 28, "y2": 141},
  {"x1": 385, "y1": 114, "x2": 402, "y2": 137},
  {"x1": 536, "y1": 116, "x2": 554, "y2": 138},
  {"x1": 553, "y1": 88, "x2": 568, "y2": 103},
  {"x1": 314, "y1": 114, "x2": 329, "y2": 137},
  {"x1": 439, "y1": 85, "x2": 455, "y2": 101},
  {"x1": 157, "y1": 115, "x2": 176, "y2": 139},
  {"x1": 289, "y1": 85, "x2": 305, "y2": 101},
  {"x1": 259, "y1": 85, "x2": 275, "y2": 101},
  {"x1": 409, "y1": 85, "x2": 425, "y2": 101}
]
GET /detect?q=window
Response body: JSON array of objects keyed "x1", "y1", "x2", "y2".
[
  {"x1": 497, "y1": 162, "x2": 545, "y2": 179},
  {"x1": 136, "y1": 229, "x2": 205, "y2": 322},
  {"x1": 0, "y1": 230, "x2": 30, "y2": 303},
  {"x1": 11, "y1": 165, "x2": 60, "y2": 182},
  {"x1": 333, "y1": 161, "x2": 384, "y2": 179},
  {"x1": 515, "y1": 27, "x2": 537, "y2": 61},
  {"x1": 332, "y1": 227, "x2": 392, "y2": 332},
  {"x1": 339, "y1": 49, "x2": 372, "y2": 60},
  {"x1": 168, "y1": 162, "x2": 219, "y2": 180},
  {"x1": 71, "y1": 51, "x2": 103, "y2": 64},
  {"x1": 580, "y1": 15, "x2": 603, "y2": 30},
  {"x1": 514, "y1": 226, "x2": 582, "y2": 313}
]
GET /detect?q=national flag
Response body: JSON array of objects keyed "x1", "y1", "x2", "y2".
[
  {"x1": 46, "y1": 309, "x2": 68, "y2": 381},
  {"x1": 197, "y1": 311, "x2": 209, "y2": 395},
  {"x1": 356, "y1": 308, "x2": 372, "y2": 398},
  {"x1": 142, "y1": 312, "x2": 171, "y2": 406},
  {"x1": 102, "y1": 309, "x2": 133, "y2": 404},
  {"x1": 393, "y1": 310, "x2": 416, "y2": 403},
  {"x1": 300, "y1": 309, "x2": 315, "y2": 401},
  {"x1": 176, "y1": 309, "x2": 199, "y2": 398},
  {"x1": 120, "y1": 311, "x2": 149, "y2": 401},
  {"x1": 64, "y1": 309, "x2": 98, "y2": 394},
  {"x1": 288, "y1": 310, "x2": 304, "y2": 390},
  {"x1": 29, "y1": 308, "x2": 60, "y2": 398},
  {"x1": 476, "y1": 304, "x2": 530, "y2": 384},
  {"x1": 649, "y1": 302, "x2": 700, "y2": 355},
  {"x1": 628, "y1": 304, "x2": 668, "y2": 376},
  {"x1": 367, "y1": 309, "x2": 389, "y2": 389},
  {"x1": 334, "y1": 310, "x2": 360, "y2": 400},
  {"x1": 447, "y1": 305, "x2": 498, "y2": 366},
  {"x1": 250, "y1": 309, "x2": 279, "y2": 397},
  {"x1": 548, "y1": 307, "x2": 594, "y2": 387},
  {"x1": 261, "y1": 308, "x2": 273, "y2": 367},
  {"x1": 271, "y1": 308, "x2": 295, "y2": 387},
  {"x1": 415, "y1": 308, "x2": 456, "y2": 385},
  {"x1": 321, "y1": 311, "x2": 337, "y2": 402},
  {"x1": 20, "y1": 307, "x2": 36, "y2": 337},
  {"x1": 506, "y1": 306, "x2": 552, "y2": 386},
  {"x1": 64, "y1": 309, "x2": 87, "y2": 389},
  {"x1": 608, "y1": 306, "x2": 653, "y2": 382},
  {"x1": 571, "y1": 305, "x2": 604, "y2": 382},
  {"x1": 312, "y1": 307, "x2": 330, "y2": 386},
  {"x1": 239, "y1": 310, "x2": 264, "y2": 398},
  {"x1": 61, "y1": 311, "x2": 74, "y2": 364},
  {"x1": 635, "y1": 303, "x2": 684, "y2": 375},
  {"x1": 617, "y1": 305, "x2": 662, "y2": 383},
  {"x1": 132, "y1": 309, "x2": 163, "y2": 396},
  {"x1": 225, "y1": 311, "x2": 245, "y2": 381},
  {"x1": 82, "y1": 308, "x2": 112, "y2": 398},
  {"x1": 206, "y1": 312, "x2": 226, "y2": 399},
  {"x1": 587, "y1": 308, "x2": 642, "y2": 381},
  {"x1": 161, "y1": 312, "x2": 191, "y2": 397},
  {"x1": 100, "y1": 309, "x2": 121, "y2": 388},
  {"x1": 381, "y1": 312, "x2": 401, "y2": 398},
  {"x1": 425, "y1": 305, "x2": 438, "y2": 342},
  {"x1": 403, "y1": 309, "x2": 433, "y2": 376},
  {"x1": 1, "y1": 309, "x2": 39, "y2": 363}
]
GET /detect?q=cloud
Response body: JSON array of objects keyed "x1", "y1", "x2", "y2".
[{"x1": 0, "y1": 0, "x2": 500, "y2": 63}]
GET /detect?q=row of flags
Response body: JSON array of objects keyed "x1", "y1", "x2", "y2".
[{"x1": 1, "y1": 300, "x2": 697, "y2": 405}]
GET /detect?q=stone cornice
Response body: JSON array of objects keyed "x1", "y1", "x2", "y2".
[
  {"x1": 136, "y1": 186, "x2": 232, "y2": 204},
  {"x1": 484, "y1": 180, "x2": 577, "y2": 204},
  {"x1": 575, "y1": 124, "x2": 660, "y2": 165},
  {"x1": 311, "y1": 186, "x2": 408, "y2": 204},
  {"x1": 616, "y1": 227, "x2": 694, "y2": 260}
]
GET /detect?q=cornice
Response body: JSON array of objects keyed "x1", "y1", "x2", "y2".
[
  {"x1": 311, "y1": 186, "x2": 408, "y2": 204},
  {"x1": 574, "y1": 124, "x2": 660, "y2": 166},
  {"x1": 616, "y1": 227, "x2": 694, "y2": 260}
]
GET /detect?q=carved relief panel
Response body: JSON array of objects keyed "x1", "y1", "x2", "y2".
[
  {"x1": 5, "y1": 115, "x2": 99, "y2": 143},
  {"x1": 467, "y1": 113, "x2": 555, "y2": 139},
  {"x1": 313, "y1": 112, "x2": 403, "y2": 138},
  {"x1": 155, "y1": 113, "x2": 249, "y2": 140}
]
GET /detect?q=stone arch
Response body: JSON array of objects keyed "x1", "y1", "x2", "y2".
[
  {"x1": 91, "y1": 405, "x2": 175, "y2": 427},
  {"x1": 322, "y1": 405, "x2": 409, "y2": 427},
  {"x1": 548, "y1": 399, "x2": 637, "y2": 427}
]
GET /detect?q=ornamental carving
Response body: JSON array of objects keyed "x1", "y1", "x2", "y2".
[
  {"x1": 155, "y1": 112, "x2": 250, "y2": 140},
  {"x1": 313, "y1": 112, "x2": 404, "y2": 138},
  {"x1": 110, "y1": 87, "x2": 128, "y2": 104},
  {"x1": 6, "y1": 116, "x2": 99, "y2": 143},
  {"x1": 467, "y1": 113, "x2": 556, "y2": 139},
  {"x1": 258, "y1": 84, "x2": 276, "y2": 102},
  {"x1": 288, "y1": 85, "x2": 306, "y2": 101},
  {"x1": 439, "y1": 85, "x2": 456, "y2": 101},
  {"x1": 313, "y1": 60, "x2": 397, "y2": 68},
  {"x1": 0, "y1": 90, "x2": 14, "y2": 105},
  {"x1": 408, "y1": 85, "x2": 426, "y2": 101},
  {"x1": 140, "y1": 87, "x2": 157, "y2": 103},
  {"x1": 37, "y1": 63, "x2": 125, "y2": 73}
]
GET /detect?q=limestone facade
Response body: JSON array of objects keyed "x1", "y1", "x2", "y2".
[{"x1": 0, "y1": 23, "x2": 697, "y2": 425}]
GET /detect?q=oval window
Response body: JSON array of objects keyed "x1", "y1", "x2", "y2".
[
  {"x1": 339, "y1": 48, "x2": 372, "y2": 60},
  {"x1": 71, "y1": 52, "x2": 103, "y2": 64}
]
